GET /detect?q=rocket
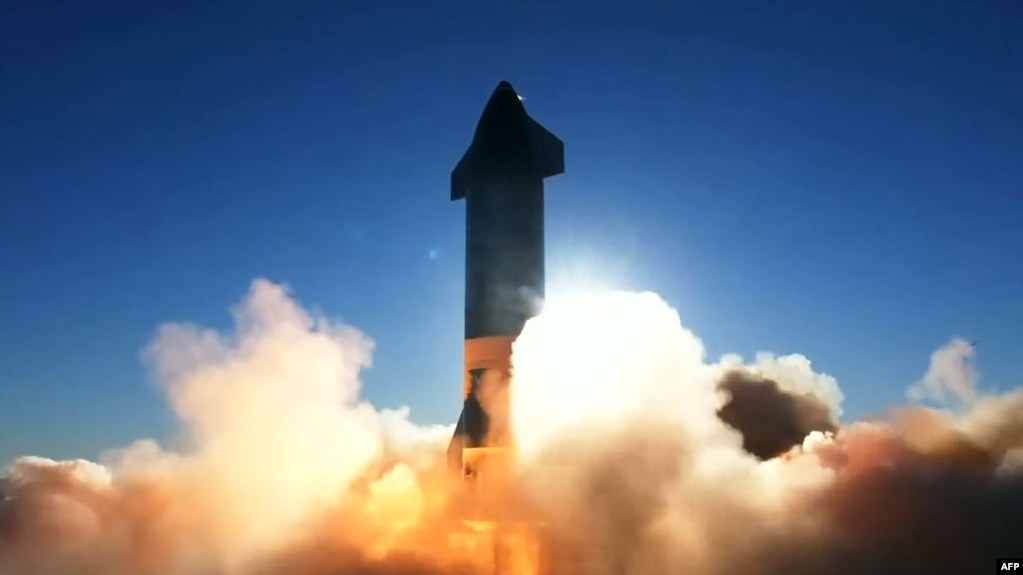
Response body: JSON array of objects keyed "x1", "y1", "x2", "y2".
[{"x1": 446, "y1": 80, "x2": 564, "y2": 477}]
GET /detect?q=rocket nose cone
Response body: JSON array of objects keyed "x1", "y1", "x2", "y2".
[{"x1": 496, "y1": 80, "x2": 514, "y2": 91}]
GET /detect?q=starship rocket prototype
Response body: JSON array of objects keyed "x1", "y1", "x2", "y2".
[{"x1": 446, "y1": 80, "x2": 564, "y2": 476}]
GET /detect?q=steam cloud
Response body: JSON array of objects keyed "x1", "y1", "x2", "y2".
[{"x1": 2, "y1": 281, "x2": 1021, "y2": 575}]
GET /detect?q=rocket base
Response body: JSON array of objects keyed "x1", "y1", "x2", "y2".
[{"x1": 453, "y1": 446, "x2": 581, "y2": 575}]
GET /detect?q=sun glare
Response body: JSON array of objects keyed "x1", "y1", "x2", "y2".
[{"x1": 509, "y1": 289, "x2": 709, "y2": 461}]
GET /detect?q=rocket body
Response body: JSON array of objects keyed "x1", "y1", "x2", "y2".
[{"x1": 447, "y1": 81, "x2": 564, "y2": 473}]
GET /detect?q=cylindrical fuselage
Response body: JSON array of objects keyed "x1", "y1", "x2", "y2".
[
  {"x1": 461, "y1": 176, "x2": 544, "y2": 410},
  {"x1": 464, "y1": 175, "x2": 545, "y2": 342}
]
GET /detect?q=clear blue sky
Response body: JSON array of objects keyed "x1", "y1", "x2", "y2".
[{"x1": 1, "y1": 0, "x2": 1020, "y2": 464}]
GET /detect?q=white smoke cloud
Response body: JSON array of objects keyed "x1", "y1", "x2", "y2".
[
  {"x1": 2, "y1": 282, "x2": 1021, "y2": 575},
  {"x1": 510, "y1": 290, "x2": 724, "y2": 460},
  {"x1": 509, "y1": 291, "x2": 1023, "y2": 575},
  {"x1": 908, "y1": 337, "x2": 978, "y2": 406},
  {"x1": 0, "y1": 279, "x2": 450, "y2": 575}
]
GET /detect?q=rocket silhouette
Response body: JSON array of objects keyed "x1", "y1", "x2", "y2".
[{"x1": 446, "y1": 81, "x2": 564, "y2": 474}]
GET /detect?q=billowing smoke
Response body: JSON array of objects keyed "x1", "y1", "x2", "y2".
[
  {"x1": 509, "y1": 294, "x2": 1023, "y2": 575},
  {"x1": 715, "y1": 367, "x2": 839, "y2": 460},
  {"x1": 908, "y1": 337, "x2": 978, "y2": 406},
  {"x1": 2, "y1": 282, "x2": 1021, "y2": 575},
  {"x1": 0, "y1": 280, "x2": 463, "y2": 575}
]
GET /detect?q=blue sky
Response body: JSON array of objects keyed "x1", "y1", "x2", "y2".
[{"x1": 1, "y1": 0, "x2": 1020, "y2": 464}]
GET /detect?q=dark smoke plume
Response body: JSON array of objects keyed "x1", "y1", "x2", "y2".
[{"x1": 716, "y1": 369, "x2": 838, "y2": 459}]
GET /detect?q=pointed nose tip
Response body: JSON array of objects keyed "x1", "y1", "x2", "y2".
[{"x1": 496, "y1": 80, "x2": 514, "y2": 90}]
